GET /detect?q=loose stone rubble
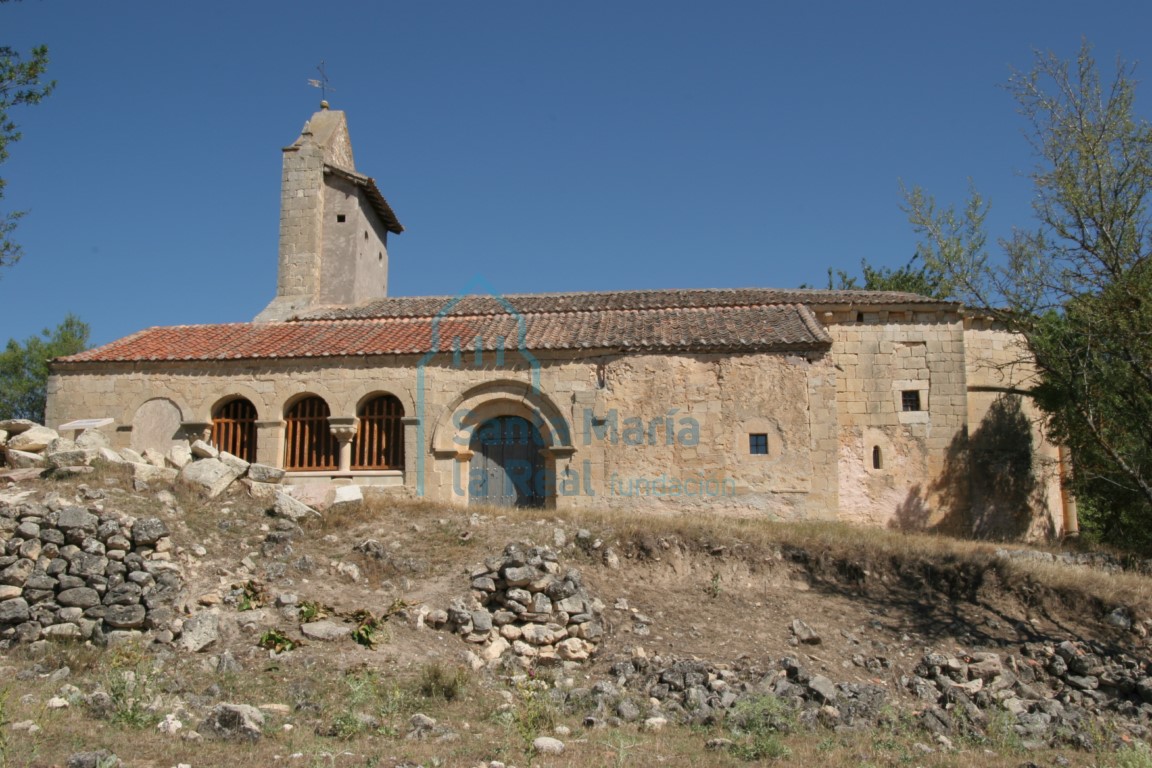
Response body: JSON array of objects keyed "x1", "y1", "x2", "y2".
[
  {"x1": 901, "y1": 639, "x2": 1152, "y2": 748},
  {"x1": 429, "y1": 543, "x2": 605, "y2": 666},
  {"x1": 0, "y1": 420, "x2": 314, "y2": 516},
  {"x1": 544, "y1": 635, "x2": 1152, "y2": 750}
]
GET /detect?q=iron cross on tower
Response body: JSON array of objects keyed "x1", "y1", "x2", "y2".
[{"x1": 308, "y1": 61, "x2": 336, "y2": 103}]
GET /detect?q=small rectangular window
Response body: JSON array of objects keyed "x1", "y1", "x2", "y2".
[
  {"x1": 901, "y1": 390, "x2": 922, "y2": 412},
  {"x1": 336, "y1": 214, "x2": 346, "y2": 223},
  {"x1": 749, "y1": 434, "x2": 768, "y2": 455}
]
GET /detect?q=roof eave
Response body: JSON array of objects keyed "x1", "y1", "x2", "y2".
[{"x1": 324, "y1": 164, "x2": 404, "y2": 234}]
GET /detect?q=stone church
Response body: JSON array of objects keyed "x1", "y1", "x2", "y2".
[{"x1": 45, "y1": 105, "x2": 1074, "y2": 539}]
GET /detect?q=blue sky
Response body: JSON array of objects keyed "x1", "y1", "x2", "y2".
[{"x1": 2, "y1": 1, "x2": 1149, "y2": 348}]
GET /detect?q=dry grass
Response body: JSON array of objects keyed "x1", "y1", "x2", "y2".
[{"x1": 6, "y1": 474, "x2": 1152, "y2": 767}]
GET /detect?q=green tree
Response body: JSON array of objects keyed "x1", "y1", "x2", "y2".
[
  {"x1": 826, "y1": 252, "x2": 954, "y2": 298},
  {"x1": 0, "y1": 20, "x2": 54, "y2": 272},
  {"x1": 904, "y1": 42, "x2": 1152, "y2": 550},
  {"x1": 0, "y1": 314, "x2": 88, "y2": 423}
]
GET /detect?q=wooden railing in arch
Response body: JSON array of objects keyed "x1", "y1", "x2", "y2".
[
  {"x1": 283, "y1": 396, "x2": 339, "y2": 471},
  {"x1": 353, "y1": 394, "x2": 404, "y2": 470},
  {"x1": 211, "y1": 398, "x2": 258, "y2": 464}
]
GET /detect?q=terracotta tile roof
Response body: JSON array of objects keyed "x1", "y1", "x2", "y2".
[
  {"x1": 301, "y1": 287, "x2": 949, "y2": 321},
  {"x1": 58, "y1": 303, "x2": 831, "y2": 364}
]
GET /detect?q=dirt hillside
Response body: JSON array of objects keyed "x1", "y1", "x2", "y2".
[{"x1": 1, "y1": 463, "x2": 1150, "y2": 768}]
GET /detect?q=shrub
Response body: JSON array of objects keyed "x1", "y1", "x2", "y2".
[{"x1": 414, "y1": 662, "x2": 469, "y2": 702}]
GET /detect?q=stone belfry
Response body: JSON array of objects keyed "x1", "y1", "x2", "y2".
[{"x1": 256, "y1": 102, "x2": 403, "y2": 322}]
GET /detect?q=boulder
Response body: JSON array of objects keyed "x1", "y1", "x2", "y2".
[
  {"x1": 190, "y1": 439, "x2": 219, "y2": 459},
  {"x1": 97, "y1": 447, "x2": 126, "y2": 464},
  {"x1": 180, "y1": 611, "x2": 220, "y2": 652},
  {"x1": 45, "y1": 438, "x2": 94, "y2": 469},
  {"x1": 301, "y1": 620, "x2": 351, "y2": 641},
  {"x1": 57, "y1": 587, "x2": 101, "y2": 609},
  {"x1": 239, "y1": 479, "x2": 279, "y2": 505},
  {"x1": 118, "y1": 448, "x2": 147, "y2": 464},
  {"x1": 290, "y1": 484, "x2": 330, "y2": 511},
  {"x1": 329, "y1": 484, "x2": 363, "y2": 511},
  {"x1": 0, "y1": 597, "x2": 30, "y2": 624},
  {"x1": 480, "y1": 635, "x2": 510, "y2": 662},
  {"x1": 6, "y1": 425, "x2": 58, "y2": 452},
  {"x1": 533, "y1": 736, "x2": 565, "y2": 755},
  {"x1": 56, "y1": 508, "x2": 99, "y2": 537},
  {"x1": 131, "y1": 463, "x2": 178, "y2": 485},
  {"x1": 807, "y1": 674, "x2": 838, "y2": 704},
  {"x1": 0, "y1": 419, "x2": 36, "y2": 435},
  {"x1": 0, "y1": 559, "x2": 34, "y2": 587},
  {"x1": 218, "y1": 451, "x2": 251, "y2": 475},
  {"x1": 44, "y1": 623, "x2": 83, "y2": 641},
  {"x1": 178, "y1": 457, "x2": 243, "y2": 498},
  {"x1": 142, "y1": 448, "x2": 167, "y2": 468},
  {"x1": 104, "y1": 604, "x2": 147, "y2": 629},
  {"x1": 4, "y1": 449, "x2": 45, "y2": 469},
  {"x1": 247, "y1": 463, "x2": 285, "y2": 484},
  {"x1": 200, "y1": 703, "x2": 265, "y2": 741},
  {"x1": 272, "y1": 491, "x2": 319, "y2": 522},
  {"x1": 130, "y1": 517, "x2": 170, "y2": 547},
  {"x1": 66, "y1": 750, "x2": 122, "y2": 768},
  {"x1": 74, "y1": 429, "x2": 111, "y2": 452},
  {"x1": 165, "y1": 443, "x2": 192, "y2": 469},
  {"x1": 791, "y1": 619, "x2": 822, "y2": 645}
]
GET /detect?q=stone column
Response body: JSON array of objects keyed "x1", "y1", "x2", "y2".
[{"x1": 327, "y1": 417, "x2": 359, "y2": 473}]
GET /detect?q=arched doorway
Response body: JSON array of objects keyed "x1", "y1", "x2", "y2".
[{"x1": 468, "y1": 415, "x2": 546, "y2": 507}]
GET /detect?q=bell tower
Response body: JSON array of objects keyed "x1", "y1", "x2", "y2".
[{"x1": 256, "y1": 103, "x2": 403, "y2": 322}]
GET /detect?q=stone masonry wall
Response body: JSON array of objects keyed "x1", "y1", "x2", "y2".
[
  {"x1": 46, "y1": 316, "x2": 1066, "y2": 532},
  {"x1": 963, "y1": 320, "x2": 1065, "y2": 540},
  {"x1": 318, "y1": 173, "x2": 390, "y2": 307},
  {"x1": 823, "y1": 308, "x2": 970, "y2": 531},
  {"x1": 47, "y1": 349, "x2": 839, "y2": 520}
]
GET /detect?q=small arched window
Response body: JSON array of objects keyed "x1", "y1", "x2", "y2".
[
  {"x1": 284, "y1": 396, "x2": 338, "y2": 471},
  {"x1": 212, "y1": 397, "x2": 257, "y2": 463},
  {"x1": 872, "y1": 445, "x2": 883, "y2": 470},
  {"x1": 353, "y1": 394, "x2": 404, "y2": 469}
]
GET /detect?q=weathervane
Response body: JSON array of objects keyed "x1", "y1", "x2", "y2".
[{"x1": 307, "y1": 61, "x2": 336, "y2": 104}]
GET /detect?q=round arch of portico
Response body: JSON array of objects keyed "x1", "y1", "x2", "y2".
[
  {"x1": 352, "y1": 387, "x2": 416, "y2": 420},
  {"x1": 429, "y1": 380, "x2": 573, "y2": 456},
  {"x1": 193, "y1": 385, "x2": 270, "y2": 423},
  {"x1": 280, "y1": 386, "x2": 340, "y2": 417}
]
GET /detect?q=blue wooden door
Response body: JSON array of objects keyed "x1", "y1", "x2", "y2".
[{"x1": 469, "y1": 415, "x2": 545, "y2": 507}]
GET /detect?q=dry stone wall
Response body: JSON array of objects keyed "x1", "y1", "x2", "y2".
[
  {"x1": 0, "y1": 490, "x2": 182, "y2": 646},
  {"x1": 428, "y1": 543, "x2": 604, "y2": 666}
]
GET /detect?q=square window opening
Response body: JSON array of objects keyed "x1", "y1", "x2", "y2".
[
  {"x1": 901, "y1": 390, "x2": 922, "y2": 412},
  {"x1": 749, "y1": 433, "x2": 769, "y2": 455},
  {"x1": 336, "y1": 214, "x2": 346, "y2": 223}
]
